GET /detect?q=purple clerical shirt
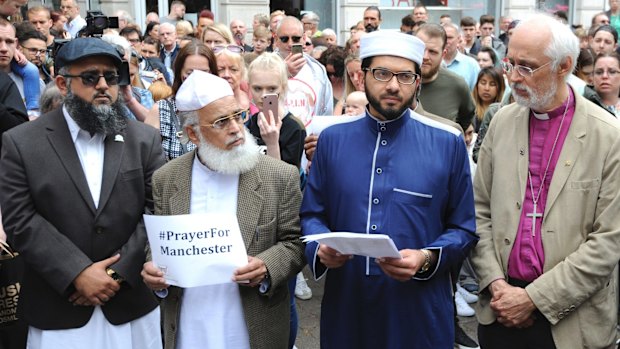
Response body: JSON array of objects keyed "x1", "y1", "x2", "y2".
[{"x1": 507, "y1": 88, "x2": 575, "y2": 282}]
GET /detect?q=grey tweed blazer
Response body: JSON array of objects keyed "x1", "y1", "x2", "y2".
[{"x1": 152, "y1": 150, "x2": 305, "y2": 349}]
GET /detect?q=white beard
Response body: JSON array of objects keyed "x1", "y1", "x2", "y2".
[
  {"x1": 196, "y1": 128, "x2": 260, "y2": 175},
  {"x1": 511, "y1": 78, "x2": 558, "y2": 112}
]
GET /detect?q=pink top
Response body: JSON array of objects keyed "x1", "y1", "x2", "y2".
[{"x1": 507, "y1": 88, "x2": 575, "y2": 282}]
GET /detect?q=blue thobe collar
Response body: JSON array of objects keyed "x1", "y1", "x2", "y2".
[{"x1": 364, "y1": 107, "x2": 409, "y2": 135}]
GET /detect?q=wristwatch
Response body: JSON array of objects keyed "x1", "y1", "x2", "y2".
[
  {"x1": 418, "y1": 249, "x2": 432, "y2": 273},
  {"x1": 106, "y1": 268, "x2": 125, "y2": 284}
]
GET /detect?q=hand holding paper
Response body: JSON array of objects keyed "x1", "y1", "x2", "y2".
[
  {"x1": 376, "y1": 249, "x2": 428, "y2": 282},
  {"x1": 302, "y1": 232, "x2": 401, "y2": 259},
  {"x1": 317, "y1": 244, "x2": 352, "y2": 269}
]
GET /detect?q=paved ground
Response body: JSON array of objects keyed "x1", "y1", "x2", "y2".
[{"x1": 294, "y1": 267, "x2": 479, "y2": 349}]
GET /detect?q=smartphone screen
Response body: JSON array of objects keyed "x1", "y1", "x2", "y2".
[
  {"x1": 291, "y1": 44, "x2": 303, "y2": 56},
  {"x1": 262, "y1": 94, "x2": 278, "y2": 122}
]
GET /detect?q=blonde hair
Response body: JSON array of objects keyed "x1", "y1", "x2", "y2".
[
  {"x1": 148, "y1": 81, "x2": 173, "y2": 102},
  {"x1": 176, "y1": 20, "x2": 194, "y2": 37},
  {"x1": 253, "y1": 25, "x2": 271, "y2": 40},
  {"x1": 202, "y1": 23, "x2": 233, "y2": 44},
  {"x1": 248, "y1": 52, "x2": 288, "y2": 103},
  {"x1": 215, "y1": 48, "x2": 247, "y2": 84}
]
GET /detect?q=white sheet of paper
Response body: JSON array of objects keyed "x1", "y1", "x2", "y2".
[
  {"x1": 305, "y1": 114, "x2": 363, "y2": 135},
  {"x1": 302, "y1": 232, "x2": 401, "y2": 259},
  {"x1": 144, "y1": 213, "x2": 248, "y2": 288}
]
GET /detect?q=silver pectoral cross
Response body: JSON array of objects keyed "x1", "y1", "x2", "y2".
[{"x1": 526, "y1": 202, "x2": 543, "y2": 237}]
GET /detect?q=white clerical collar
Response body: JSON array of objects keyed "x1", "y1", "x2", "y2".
[{"x1": 531, "y1": 111, "x2": 550, "y2": 120}]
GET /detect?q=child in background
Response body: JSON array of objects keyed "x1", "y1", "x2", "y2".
[{"x1": 344, "y1": 91, "x2": 368, "y2": 116}]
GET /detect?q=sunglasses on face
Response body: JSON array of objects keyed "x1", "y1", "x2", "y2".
[
  {"x1": 62, "y1": 71, "x2": 120, "y2": 87},
  {"x1": 212, "y1": 44, "x2": 245, "y2": 54},
  {"x1": 278, "y1": 36, "x2": 302, "y2": 44}
]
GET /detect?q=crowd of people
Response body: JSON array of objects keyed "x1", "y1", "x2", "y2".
[{"x1": 1, "y1": 0, "x2": 620, "y2": 348}]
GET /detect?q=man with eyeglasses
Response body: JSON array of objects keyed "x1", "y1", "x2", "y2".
[
  {"x1": 17, "y1": 27, "x2": 52, "y2": 84},
  {"x1": 470, "y1": 13, "x2": 620, "y2": 349},
  {"x1": 301, "y1": 30, "x2": 477, "y2": 348},
  {"x1": 119, "y1": 27, "x2": 142, "y2": 49},
  {"x1": 0, "y1": 37, "x2": 165, "y2": 349},
  {"x1": 141, "y1": 71, "x2": 304, "y2": 349},
  {"x1": 274, "y1": 16, "x2": 332, "y2": 124}
]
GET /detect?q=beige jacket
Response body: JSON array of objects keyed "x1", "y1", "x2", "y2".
[{"x1": 471, "y1": 86, "x2": 620, "y2": 349}]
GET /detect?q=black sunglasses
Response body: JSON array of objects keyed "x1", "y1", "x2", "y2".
[
  {"x1": 62, "y1": 71, "x2": 120, "y2": 87},
  {"x1": 279, "y1": 35, "x2": 302, "y2": 44}
]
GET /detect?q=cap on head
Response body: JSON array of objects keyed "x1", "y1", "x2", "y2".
[
  {"x1": 55, "y1": 37, "x2": 124, "y2": 71},
  {"x1": 359, "y1": 31, "x2": 425, "y2": 66},
  {"x1": 176, "y1": 70, "x2": 234, "y2": 112}
]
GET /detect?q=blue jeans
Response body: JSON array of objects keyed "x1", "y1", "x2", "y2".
[{"x1": 288, "y1": 277, "x2": 298, "y2": 349}]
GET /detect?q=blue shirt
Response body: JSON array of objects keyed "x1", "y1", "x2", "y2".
[
  {"x1": 446, "y1": 52, "x2": 480, "y2": 91},
  {"x1": 301, "y1": 109, "x2": 478, "y2": 348}
]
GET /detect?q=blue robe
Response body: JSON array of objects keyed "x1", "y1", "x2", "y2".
[{"x1": 301, "y1": 110, "x2": 478, "y2": 349}]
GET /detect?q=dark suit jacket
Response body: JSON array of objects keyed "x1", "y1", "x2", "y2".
[
  {"x1": 0, "y1": 108, "x2": 165, "y2": 329},
  {"x1": 153, "y1": 152, "x2": 305, "y2": 349},
  {"x1": 0, "y1": 71, "x2": 27, "y2": 154}
]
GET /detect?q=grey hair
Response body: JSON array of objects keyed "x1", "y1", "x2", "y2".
[
  {"x1": 179, "y1": 109, "x2": 199, "y2": 144},
  {"x1": 322, "y1": 28, "x2": 336, "y2": 37},
  {"x1": 40, "y1": 82, "x2": 64, "y2": 114},
  {"x1": 276, "y1": 16, "x2": 303, "y2": 35},
  {"x1": 303, "y1": 11, "x2": 320, "y2": 24},
  {"x1": 517, "y1": 13, "x2": 578, "y2": 82},
  {"x1": 115, "y1": 10, "x2": 134, "y2": 24}
]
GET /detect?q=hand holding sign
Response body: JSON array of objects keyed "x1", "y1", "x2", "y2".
[
  {"x1": 232, "y1": 256, "x2": 268, "y2": 287},
  {"x1": 144, "y1": 213, "x2": 248, "y2": 288}
]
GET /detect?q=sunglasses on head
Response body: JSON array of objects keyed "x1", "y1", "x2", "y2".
[
  {"x1": 62, "y1": 71, "x2": 120, "y2": 87},
  {"x1": 212, "y1": 44, "x2": 245, "y2": 54},
  {"x1": 279, "y1": 36, "x2": 302, "y2": 44}
]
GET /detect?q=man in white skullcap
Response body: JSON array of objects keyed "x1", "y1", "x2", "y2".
[
  {"x1": 141, "y1": 71, "x2": 305, "y2": 349},
  {"x1": 300, "y1": 30, "x2": 478, "y2": 347}
]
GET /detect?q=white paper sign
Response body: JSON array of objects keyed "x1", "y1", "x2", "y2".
[
  {"x1": 305, "y1": 114, "x2": 363, "y2": 135},
  {"x1": 144, "y1": 213, "x2": 248, "y2": 288},
  {"x1": 302, "y1": 232, "x2": 402, "y2": 259}
]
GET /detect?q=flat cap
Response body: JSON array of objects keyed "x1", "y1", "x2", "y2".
[{"x1": 55, "y1": 37, "x2": 124, "y2": 71}]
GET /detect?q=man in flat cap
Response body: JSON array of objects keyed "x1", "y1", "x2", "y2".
[
  {"x1": 300, "y1": 30, "x2": 478, "y2": 348},
  {"x1": 0, "y1": 37, "x2": 165, "y2": 348},
  {"x1": 141, "y1": 71, "x2": 305, "y2": 349}
]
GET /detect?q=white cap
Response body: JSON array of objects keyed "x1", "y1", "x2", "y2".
[
  {"x1": 175, "y1": 70, "x2": 234, "y2": 112},
  {"x1": 359, "y1": 31, "x2": 425, "y2": 66}
]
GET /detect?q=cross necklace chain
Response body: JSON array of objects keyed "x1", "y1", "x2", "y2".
[{"x1": 526, "y1": 95, "x2": 571, "y2": 237}]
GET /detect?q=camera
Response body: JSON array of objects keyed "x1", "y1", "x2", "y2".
[{"x1": 81, "y1": 11, "x2": 119, "y2": 37}]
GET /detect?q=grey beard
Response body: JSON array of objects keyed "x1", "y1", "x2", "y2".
[
  {"x1": 64, "y1": 89, "x2": 129, "y2": 136},
  {"x1": 196, "y1": 128, "x2": 260, "y2": 175}
]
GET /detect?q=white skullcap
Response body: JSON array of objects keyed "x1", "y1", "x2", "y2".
[
  {"x1": 175, "y1": 70, "x2": 234, "y2": 112},
  {"x1": 359, "y1": 31, "x2": 425, "y2": 66}
]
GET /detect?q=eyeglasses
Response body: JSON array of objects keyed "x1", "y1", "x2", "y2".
[
  {"x1": 62, "y1": 71, "x2": 120, "y2": 87},
  {"x1": 363, "y1": 67, "x2": 419, "y2": 85},
  {"x1": 212, "y1": 44, "x2": 245, "y2": 54},
  {"x1": 202, "y1": 109, "x2": 249, "y2": 130},
  {"x1": 502, "y1": 60, "x2": 552, "y2": 77},
  {"x1": 593, "y1": 69, "x2": 620, "y2": 77},
  {"x1": 278, "y1": 36, "x2": 302, "y2": 44},
  {"x1": 305, "y1": 41, "x2": 312, "y2": 46},
  {"x1": 22, "y1": 47, "x2": 47, "y2": 56}
]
